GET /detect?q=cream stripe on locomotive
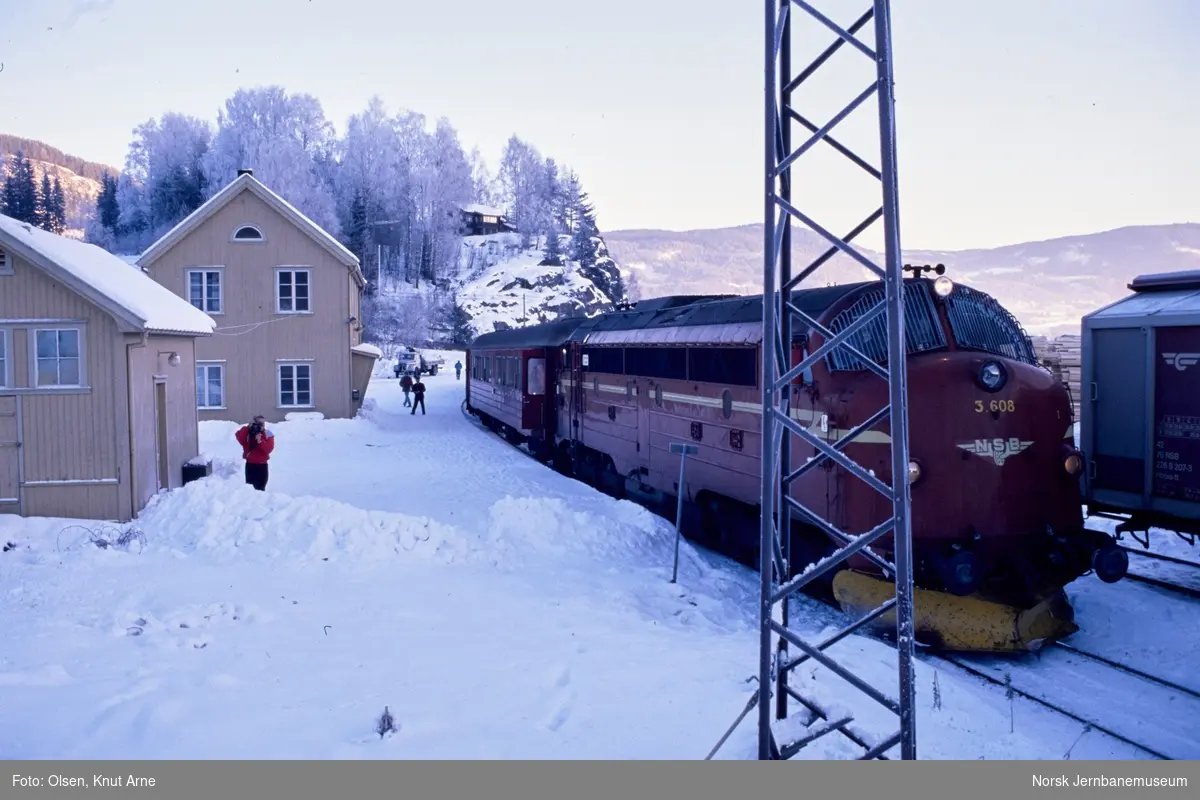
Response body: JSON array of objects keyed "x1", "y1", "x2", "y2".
[{"x1": 560, "y1": 377, "x2": 891, "y2": 444}]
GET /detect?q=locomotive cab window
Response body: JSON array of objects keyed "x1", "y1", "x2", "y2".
[
  {"x1": 527, "y1": 357, "x2": 546, "y2": 396},
  {"x1": 825, "y1": 282, "x2": 947, "y2": 371},
  {"x1": 944, "y1": 285, "x2": 1039, "y2": 365}
]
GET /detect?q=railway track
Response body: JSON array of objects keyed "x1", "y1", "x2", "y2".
[
  {"x1": 936, "y1": 643, "x2": 1200, "y2": 761},
  {"x1": 1120, "y1": 546, "x2": 1200, "y2": 600},
  {"x1": 928, "y1": 566, "x2": 1200, "y2": 762}
]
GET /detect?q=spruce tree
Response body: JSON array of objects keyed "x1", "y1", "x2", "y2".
[
  {"x1": 2, "y1": 152, "x2": 39, "y2": 224},
  {"x1": 540, "y1": 223, "x2": 564, "y2": 266},
  {"x1": 448, "y1": 303, "x2": 475, "y2": 347},
  {"x1": 50, "y1": 174, "x2": 66, "y2": 233},
  {"x1": 570, "y1": 187, "x2": 599, "y2": 267},
  {"x1": 1, "y1": 154, "x2": 20, "y2": 218},
  {"x1": 97, "y1": 171, "x2": 121, "y2": 234},
  {"x1": 346, "y1": 189, "x2": 370, "y2": 276},
  {"x1": 38, "y1": 171, "x2": 53, "y2": 231}
]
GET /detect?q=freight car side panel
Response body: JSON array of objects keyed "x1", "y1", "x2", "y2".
[
  {"x1": 1153, "y1": 325, "x2": 1200, "y2": 502},
  {"x1": 1088, "y1": 327, "x2": 1149, "y2": 499}
]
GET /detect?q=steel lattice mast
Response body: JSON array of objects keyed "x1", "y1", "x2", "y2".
[{"x1": 757, "y1": 0, "x2": 916, "y2": 760}]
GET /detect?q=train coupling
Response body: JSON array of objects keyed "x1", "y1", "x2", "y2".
[{"x1": 830, "y1": 569, "x2": 1079, "y2": 653}]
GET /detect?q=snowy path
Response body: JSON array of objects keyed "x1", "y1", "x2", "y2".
[{"x1": 0, "y1": 360, "x2": 1166, "y2": 759}]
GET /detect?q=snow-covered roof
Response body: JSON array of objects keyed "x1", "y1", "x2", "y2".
[
  {"x1": 0, "y1": 214, "x2": 216, "y2": 337},
  {"x1": 136, "y1": 173, "x2": 364, "y2": 286},
  {"x1": 457, "y1": 202, "x2": 507, "y2": 218},
  {"x1": 350, "y1": 343, "x2": 383, "y2": 358}
]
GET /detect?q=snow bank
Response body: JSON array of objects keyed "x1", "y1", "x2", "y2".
[
  {"x1": 0, "y1": 213, "x2": 215, "y2": 336},
  {"x1": 487, "y1": 496, "x2": 685, "y2": 564},
  {"x1": 129, "y1": 478, "x2": 468, "y2": 566}
]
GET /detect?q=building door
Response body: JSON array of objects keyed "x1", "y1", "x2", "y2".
[
  {"x1": 154, "y1": 380, "x2": 169, "y2": 492},
  {"x1": 0, "y1": 395, "x2": 21, "y2": 514}
]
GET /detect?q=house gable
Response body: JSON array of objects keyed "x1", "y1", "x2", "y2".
[
  {"x1": 137, "y1": 184, "x2": 367, "y2": 424},
  {"x1": 0, "y1": 215, "x2": 214, "y2": 338},
  {"x1": 137, "y1": 174, "x2": 364, "y2": 288}
]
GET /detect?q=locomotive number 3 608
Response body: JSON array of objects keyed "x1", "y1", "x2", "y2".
[{"x1": 975, "y1": 399, "x2": 1016, "y2": 413}]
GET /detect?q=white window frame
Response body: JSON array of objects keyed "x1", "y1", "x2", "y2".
[
  {"x1": 231, "y1": 224, "x2": 266, "y2": 243},
  {"x1": 275, "y1": 267, "x2": 313, "y2": 314},
  {"x1": 0, "y1": 248, "x2": 11, "y2": 276},
  {"x1": 276, "y1": 361, "x2": 314, "y2": 409},
  {"x1": 186, "y1": 267, "x2": 224, "y2": 315},
  {"x1": 0, "y1": 329, "x2": 8, "y2": 388},
  {"x1": 30, "y1": 326, "x2": 85, "y2": 388},
  {"x1": 195, "y1": 361, "x2": 226, "y2": 410}
]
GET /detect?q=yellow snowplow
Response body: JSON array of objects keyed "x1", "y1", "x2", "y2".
[{"x1": 831, "y1": 569, "x2": 1079, "y2": 653}]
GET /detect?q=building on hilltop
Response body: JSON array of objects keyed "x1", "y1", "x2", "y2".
[{"x1": 456, "y1": 203, "x2": 515, "y2": 237}]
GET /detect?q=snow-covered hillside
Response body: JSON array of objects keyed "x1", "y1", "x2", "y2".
[{"x1": 455, "y1": 232, "x2": 627, "y2": 335}]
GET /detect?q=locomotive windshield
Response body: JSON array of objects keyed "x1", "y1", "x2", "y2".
[
  {"x1": 824, "y1": 280, "x2": 1039, "y2": 370},
  {"x1": 943, "y1": 284, "x2": 1039, "y2": 365},
  {"x1": 825, "y1": 282, "x2": 946, "y2": 371}
]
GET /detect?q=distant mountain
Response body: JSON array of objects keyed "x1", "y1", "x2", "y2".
[
  {"x1": 0, "y1": 134, "x2": 121, "y2": 237},
  {"x1": 604, "y1": 223, "x2": 1200, "y2": 337}
]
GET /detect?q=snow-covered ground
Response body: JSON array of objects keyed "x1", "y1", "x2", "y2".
[{"x1": 0, "y1": 360, "x2": 1188, "y2": 759}]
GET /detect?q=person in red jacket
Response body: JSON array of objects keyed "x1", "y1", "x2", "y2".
[{"x1": 235, "y1": 415, "x2": 275, "y2": 491}]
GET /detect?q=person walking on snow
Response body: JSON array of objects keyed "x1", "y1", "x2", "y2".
[
  {"x1": 235, "y1": 415, "x2": 275, "y2": 491},
  {"x1": 410, "y1": 376, "x2": 427, "y2": 415},
  {"x1": 454, "y1": 360, "x2": 462, "y2": 380},
  {"x1": 400, "y1": 372, "x2": 414, "y2": 407}
]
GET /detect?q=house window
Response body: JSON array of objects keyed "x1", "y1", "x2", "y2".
[
  {"x1": 187, "y1": 269, "x2": 222, "y2": 313},
  {"x1": 0, "y1": 330, "x2": 7, "y2": 387},
  {"x1": 278, "y1": 362, "x2": 312, "y2": 407},
  {"x1": 196, "y1": 362, "x2": 224, "y2": 409},
  {"x1": 233, "y1": 225, "x2": 264, "y2": 241},
  {"x1": 0, "y1": 248, "x2": 10, "y2": 275},
  {"x1": 277, "y1": 269, "x2": 311, "y2": 313},
  {"x1": 34, "y1": 328, "x2": 82, "y2": 387}
]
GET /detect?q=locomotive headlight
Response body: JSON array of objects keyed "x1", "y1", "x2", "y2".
[
  {"x1": 933, "y1": 275, "x2": 954, "y2": 297},
  {"x1": 978, "y1": 360, "x2": 1007, "y2": 392},
  {"x1": 1063, "y1": 446, "x2": 1083, "y2": 476},
  {"x1": 907, "y1": 460, "x2": 922, "y2": 484}
]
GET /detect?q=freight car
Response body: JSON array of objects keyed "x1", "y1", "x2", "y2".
[
  {"x1": 1080, "y1": 270, "x2": 1200, "y2": 543},
  {"x1": 465, "y1": 274, "x2": 1127, "y2": 653}
]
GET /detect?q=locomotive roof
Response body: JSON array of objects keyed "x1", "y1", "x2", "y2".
[
  {"x1": 566, "y1": 281, "x2": 876, "y2": 344},
  {"x1": 1085, "y1": 270, "x2": 1200, "y2": 324},
  {"x1": 467, "y1": 279, "x2": 927, "y2": 350},
  {"x1": 467, "y1": 316, "x2": 588, "y2": 350}
]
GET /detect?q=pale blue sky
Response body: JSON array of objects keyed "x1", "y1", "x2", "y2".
[{"x1": 0, "y1": 0, "x2": 1196, "y2": 250}]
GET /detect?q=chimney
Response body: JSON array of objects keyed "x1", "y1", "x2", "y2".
[{"x1": 237, "y1": 168, "x2": 253, "y2": 177}]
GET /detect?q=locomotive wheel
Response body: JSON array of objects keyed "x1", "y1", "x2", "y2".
[
  {"x1": 599, "y1": 460, "x2": 626, "y2": 500},
  {"x1": 552, "y1": 445, "x2": 574, "y2": 477}
]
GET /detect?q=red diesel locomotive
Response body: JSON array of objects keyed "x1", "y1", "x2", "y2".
[{"x1": 464, "y1": 275, "x2": 1128, "y2": 652}]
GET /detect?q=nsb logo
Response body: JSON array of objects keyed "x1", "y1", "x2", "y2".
[
  {"x1": 957, "y1": 438, "x2": 1034, "y2": 466},
  {"x1": 1162, "y1": 353, "x2": 1200, "y2": 372}
]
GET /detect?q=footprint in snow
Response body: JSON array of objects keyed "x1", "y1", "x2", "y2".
[{"x1": 541, "y1": 664, "x2": 575, "y2": 732}]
